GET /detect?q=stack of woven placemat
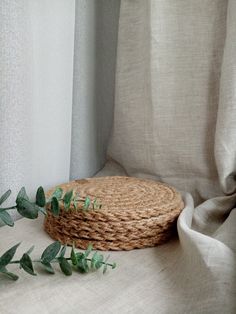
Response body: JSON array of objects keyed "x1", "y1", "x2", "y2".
[{"x1": 44, "y1": 176, "x2": 184, "y2": 251}]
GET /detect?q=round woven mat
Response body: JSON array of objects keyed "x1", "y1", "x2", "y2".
[{"x1": 44, "y1": 176, "x2": 184, "y2": 250}]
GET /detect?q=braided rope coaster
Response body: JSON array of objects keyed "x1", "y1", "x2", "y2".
[{"x1": 44, "y1": 176, "x2": 184, "y2": 251}]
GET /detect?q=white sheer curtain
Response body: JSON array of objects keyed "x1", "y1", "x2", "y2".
[
  {"x1": 0, "y1": 0, "x2": 75, "y2": 221},
  {"x1": 0, "y1": 0, "x2": 119, "y2": 222},
  {"x1": 0, "y1": 0, "x2": 33, "y2": 219}
]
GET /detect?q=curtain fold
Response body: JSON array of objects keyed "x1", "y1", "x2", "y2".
[
  {"x1": 104, "y1": 0, "x2": 236, "y2": 312},
  {"x1": 70, "y1": 0, "x2": 120, "y2": 179}
]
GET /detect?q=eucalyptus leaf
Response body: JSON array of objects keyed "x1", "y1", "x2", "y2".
[
  {"x1": 72, "y1": 200, "x2": 78, "y2": 210},
  {"x1": 16, "y1": 198, "x2": 39, "y2": 219},
  {"x1": 26, "y1": 246, "x2": 34, "y2": 255},
  {"x1": 51, "y1": 197, "x2": 60, "y2": 216},
  {"x1": 52, "y1": 187, "x2": 63, "y2": 200},
  {"x1": 37, "y1": 206, "x2": 47, "y2": 216},
  {"x1": 59, "y1": 245, "x2": 67, "y2": 258},
  {"x1": 84, "y1": 244, "x2": 93, "y2": 258},
  {"x1": 0, "y1": 267, "x2": 19, "y2": 281},
  {"x1": 36, "y1": 186, "x2": 46, "y2": 207},
  {"x1": 0, "y1": 211, "x2": 14, "y2": 227},
  {"x1": 0, "y1": 243, "x2": 20, "y2": 268},
  {"x1": 20, "y1": 253, "x2": 36, "y2": 276},
  {"x1": 93, "y1": 198, "x2": 102, "y2": 210},
  {"x1": 0, "y1": 189, "x2": 11, "y2": 205},
  {"x1": 77, "y1": 258, "x2": 89, "y2": 273},
  {"x1": 91, "y1": 252, "x2": 103, "y2": 270},
  {"x1": 83, "y1": 196, "x2": 91, "y2": 210},
  {"x1": 63, "y1": 190, "x2": 73, "y2": 210},
  {"x1": 102, "y1": 255, "x2": 110, "y2": 274},
  {"x1": 91, "y1": 251, "x2": 98, "y2": 269},
  {"x1": 70, "y1": 244, "x2": 77, "y2": 266},
  {"x1": 41, "y1": 241, "x2": 61, "y2": 264},
  {"x1": 103, "y1": 263, "x2": 108, "y2": 274},
  {"x1": 92, "y1": 198, "x2": 97, "y2": 210},
  {"x1": 59, "y1": 257, "x2": 72, "y2": 276},
  {"x1": 16, "y1": 187, "x2": 29, "y2": 202},
  {"x1": 76, "y1": 252, "x2": 85, "y2": 260},
  {"x1": 41, "y1": 262, "x2": 55, "y2": 274}
]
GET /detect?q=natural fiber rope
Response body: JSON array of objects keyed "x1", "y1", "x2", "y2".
[
  {"x1": 44, "y1": 229, "x2": 176, "y2": 251},
  {"x1": 44, "y1": 176, "x2": 184, "y2": 250}
]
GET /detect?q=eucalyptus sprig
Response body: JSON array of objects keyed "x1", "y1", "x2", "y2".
[
  {"x1": 0, "y1": 187, "x2": 47, "y2": 227},
  {"x1": 48, "y1": 187, "x2": 102, "y2": 217},
  {"x1": 0, "y1": 241, "x2": 116, "y2": 281},
  {"x1": 0, "y1": 186, "x2": 102, "y2": 227},
  {"x1": 0, "y1": 186, "x2": 115, "y2": 282}
]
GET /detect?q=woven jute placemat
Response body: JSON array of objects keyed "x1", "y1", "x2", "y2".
[{"x1": 44, "y1": 176, "x2": 184, "y2": 251}]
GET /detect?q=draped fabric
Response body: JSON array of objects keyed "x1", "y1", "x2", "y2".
[
  {"x1": 104, "y1": 0, "x2": 236, "y2": 312},
  {"x1": 0, "y1": 0, "x2": 235, "y2": 313}
]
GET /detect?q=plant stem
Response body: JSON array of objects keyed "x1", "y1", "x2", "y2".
[
  {"x1": 83, "y1": 258, "x2": 114, "y2": 268},
  {"x1": 9, "y1": 257, "x2": 114, "y2": 267},
  {"x1": 0, "y1": 205, "x2": 17, "y2": 211}
]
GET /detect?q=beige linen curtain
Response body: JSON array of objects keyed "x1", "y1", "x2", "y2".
[{"x1": 99, "y1": 0, "x2": 236, "y2": 313}]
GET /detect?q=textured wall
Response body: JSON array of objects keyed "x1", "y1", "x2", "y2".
[{"x1": 70, "y1": 0, "x2": 120, "y2": 179}]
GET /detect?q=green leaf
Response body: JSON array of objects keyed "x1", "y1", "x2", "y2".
[
  {"x1": 72, "y1": 200, "x2": 78, "y2": 210},
  {"x1": 77, "y1": 258, "x2": 89, "y2": 273},
  {"x1": 59, "y1": 257, "x2": 72, "y2": 276},
  {"x1": 103, "y1": 263, "x2": 108, "y2": 274},
  {"x1": 16, "y1": 187, "x2": 29, "y2": 202},
  {"x1": 41, "y1": 241, "x2": 61, "y2": 264},
  {"x1": 70, "y1": 244, "x2": 77, "y2": 266},
  {"x1": 51, "y1": 197, "x2": 60, "y2": 216},
  {"x1": 0, "y1": 190, "x2": 11, "y2": 205},
  {"x1": 20, "y1": 253, "x2": 36, "y2": 276},
  {"x1": 91, "y1": 252, "x2": 103, "y2": 270},
  {"x1": 41, "y1": 262, "x2": 55, "y2": 274},
  {"x1": 75, "y1": 252, "x2": 84, "y2": 261},
  {"x1": 26, "y1": 246, "x2": 34, "y2": 255},
  {"x1": 83, "y1": 196, "x2": 91, "y2": 210},
  {"x1": 103, "y1": 255, "x2": 110, "y2": 274},
  {"x1": 0, "y1": 211, "x2": 14, "y2": 227},
  {"x1": 59, "y1": 245, "x2": 67, "y2": 258},
  {"x1": 92, "y1": 198, "x2": 97, "y2": 209},
  {"x1": 0, "y1": 267, "x2": 19, "y2": 281},
  {"x1": 36, "y1": 186, "x2": 46, "y2": 207},
  {"x1": 84, "y1": 244, "x2": 93, "y2": 258},
  {"x1": 16, "y1": 198, "x2": 39, "y2": 219},
  {"x1": 63, "y1": 190, "x2": 73, "y2": 210},
  {"x1": 37, "y1": 206, "x2": 47, "y2": 216},
  {"x1": 52, "y1": 187, "x2": 63, "y2": 200},
  {"x1": 92, "y1": 198, "x2": 102, "y2": 210},
  {"x1": 112, "y1": 262, "x2": 116, "y2": 269},
  {"x1": 91, "y1": 251, "x2": 98, "y2": 269},
  {"x1": 0, "y1": 243, "x2": 20, "y2": 268}
]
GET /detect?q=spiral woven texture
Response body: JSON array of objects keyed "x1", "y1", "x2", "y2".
[{"x1": 44, "y1": 176, "x2": 184, "y2": 250}]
